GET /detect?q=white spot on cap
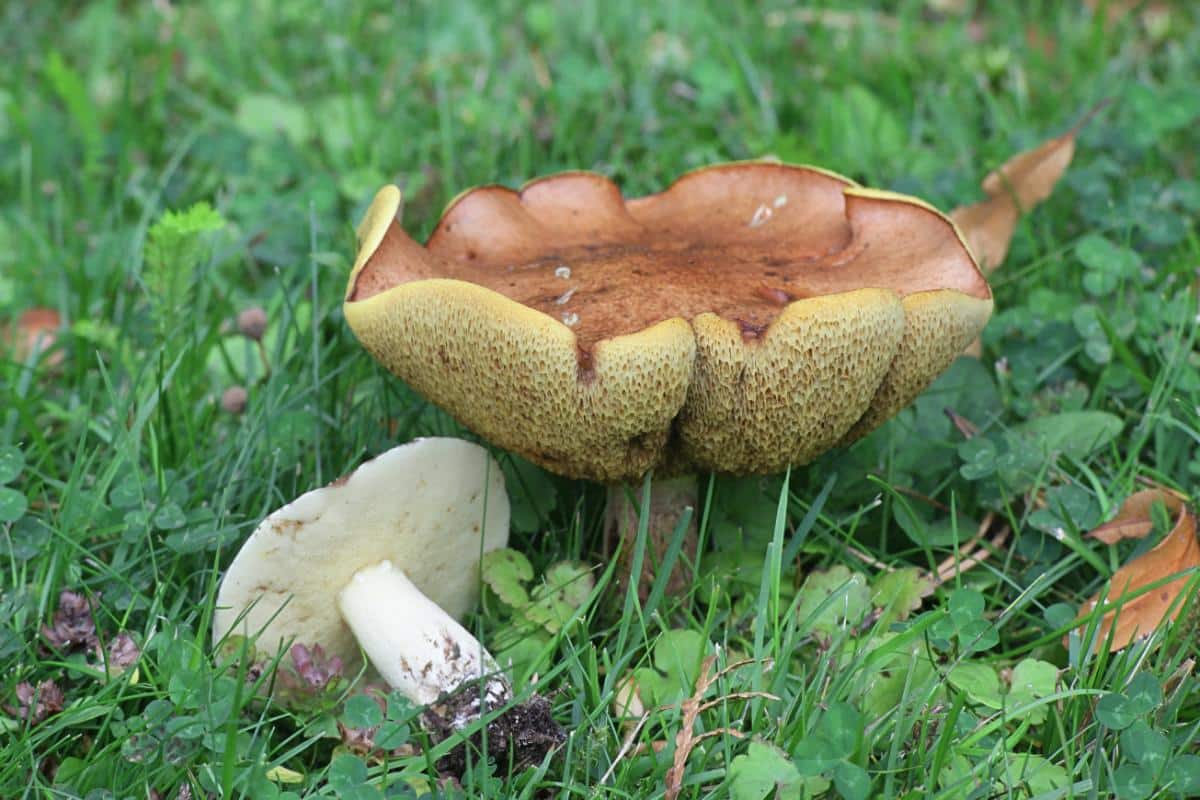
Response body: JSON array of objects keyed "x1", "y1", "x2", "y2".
[
  {"x1": 774, "y1": 194, "x2": 788, "y2": 208},
  {"x1": 555, "y1": 288, "x2": 577, "y2": 305},
  {"x1": 554, "y1": 265, "x2": 571, "y2": 279},
  {"x1": 749, "y1": 204, "x2": 772, "y2": 228},
  {"x1": 562, "y1": 312, "x2": 580, "y2": 327}
]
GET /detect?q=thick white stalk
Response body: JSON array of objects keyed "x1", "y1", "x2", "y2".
[{"x1": 338, "y1": 560, "x2": 509, "y2": 713}]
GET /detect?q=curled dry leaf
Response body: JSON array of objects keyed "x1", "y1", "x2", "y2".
[
  {"x1": 4, "y1": 308, "x2": 63, "y2": 364},
  {"x1": 1073, "y1": 506, "x2": 1200, "y2": 652},
  {"x1": 1089, "y1": 487, "x2": 1188, "y2": 545},
  {"x1": 950, "y1": 113, "x2": 1089, "y2": 274},
  {"x1": 952, "y1": 103, "x2": 1105, "y2": 357}
]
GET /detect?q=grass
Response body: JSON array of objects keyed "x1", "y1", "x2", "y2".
[{"x1": 3, "y1": 0, "x2": 1200, "y2": 797}]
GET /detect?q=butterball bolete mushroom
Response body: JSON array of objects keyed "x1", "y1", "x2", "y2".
[
  {"x1": 213, "y1": 438, "x2": 562, "y2": 770},
  {"x1": 343, "y1": 163, "x2": 991, "y2": 589}
]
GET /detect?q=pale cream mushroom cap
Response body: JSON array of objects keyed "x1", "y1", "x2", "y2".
[{"x1": 212, "y1": 437, "x2": 509, "y2": 675}]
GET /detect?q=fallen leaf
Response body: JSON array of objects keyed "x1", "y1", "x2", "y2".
[
  {"x1": 951, "y1": 117, "x2": 1085, "y2": 274},
  {"x1": 1089, "y1": 487, "x2": 1188, "y2": 545},
  {"x1": 1073, "y1": 506, "x2": 1200, "y2": 651},
  {"x1": 944, "y1": 407, "x2": 980, "y2": 439},
  {"x1": 953, "y1": 105, "x2": 1106, "y2": 357},
  {"x1": 4, "y1": 308, "x2": 62, "y2": 364}
]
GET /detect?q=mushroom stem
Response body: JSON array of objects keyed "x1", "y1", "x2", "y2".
[
  {"x1": 606, "y1": 475, "x2": 700, "y2": 599},
  {"x1": 338, "y1": 560, "x2": 510, "y2": 713}
]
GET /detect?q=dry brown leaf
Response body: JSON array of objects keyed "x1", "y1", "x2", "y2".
[
  {"x1": 4, "y1": 308, "x2": 62, "y2": 364},
  {"x1": 1073, "y1": 506, "x2": 1200, "y2": 652},
  {"x1": 944, "y1": 407, "x2": 980, "y2": 439},
  {"x1": 1089, "y1": 487, "x2": 1188, "y2": 545},
  {"x1": 950, "y1": 125, "x2": 1080, "y2": 274},
  {"x1": 954, "y1": 103, "x2": 1107, "y2": 357}
]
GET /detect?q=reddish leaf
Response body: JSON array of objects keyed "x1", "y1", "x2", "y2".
[
  {"x1": 4, "y1": 308, "x2": 62, "y2": 364},
  {"x1": 950, "y1": 128, "x2": 1078, "y2": 274},
  {"x1": 1089, "y1": 487, "x2": 1188, "y2": 545},
  {"x1": 1074, "y1": 506, "x2": 1200, "y2": 651}
]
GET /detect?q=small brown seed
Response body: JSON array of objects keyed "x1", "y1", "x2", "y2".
[
  {"x1": 236, "y1": 307, "x2": 268, "y2": 341},
  {"x1": 221, "y1": 385, "x2": 248, "y2": 414}
]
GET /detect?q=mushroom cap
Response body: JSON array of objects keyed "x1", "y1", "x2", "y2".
[
  {"x1": 212, "y1": 438, "x2": 509, "y2": 674},
  {"x1": 344, "y1": 164, "x2": 992, "y2": 482}
]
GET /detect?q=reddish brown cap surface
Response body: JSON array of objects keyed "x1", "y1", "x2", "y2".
[{"x1": 345, "y1": 163, "x2": 991, "y2": 481}]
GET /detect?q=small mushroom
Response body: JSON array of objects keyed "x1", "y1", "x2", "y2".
[
  {"x1": 212, "y1": 438, "x2": 561, "y2": 767},
  {"x1": 343, "y1": 165, "x2": 992, "y2": 592}
]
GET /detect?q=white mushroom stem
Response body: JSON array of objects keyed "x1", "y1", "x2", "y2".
[{"x1": 338, "y1": 560, "x2": 510, "y2": 717}]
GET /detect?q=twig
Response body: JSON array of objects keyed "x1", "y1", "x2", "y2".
[
  {"x1": 664, "y1": 656, "x2": 778, "y2": 800},
  {"x1": 925, "y1": 514, "x2": 1011, "y2": 592},
  {"x1": 843, "y1": 544, "x2": 895, "y2": 573}
]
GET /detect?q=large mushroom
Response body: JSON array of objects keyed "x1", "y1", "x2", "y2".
[
  {"x1": 343, "y1": 164, "x2": 991, "y2": 590},
  {"x1": 212, "y1": 437, "x2": 561, "y2": 769}
]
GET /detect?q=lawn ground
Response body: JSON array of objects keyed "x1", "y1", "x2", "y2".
[{"x1": 2, "y1": 1, "x2": 1200, "y2": 798}]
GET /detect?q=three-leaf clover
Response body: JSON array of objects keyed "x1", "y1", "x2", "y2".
[{"x1": 0, "y1": 445, "x2": 28, "y2": 523}]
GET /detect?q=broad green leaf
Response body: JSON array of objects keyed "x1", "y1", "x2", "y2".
[
  {"x1": 949, "y1": 662, "x2": 1003, "y2": 709},
  {"x1": 1124, "y1": 673, "x2": 1163, "y2": 715},
  {"x1": 0, "y1": 487, "x2": 28, "y2": 523},
  {"x1": 796, "y1": 566, "x2": 871, "y2": 638},
  {"x1": 1007, "y1": 659, "x2": 1058, "y2": 722},
  {"x1": 481, "y1": 549, "x2": 533, "y2": 610},
  {"x1": 634, "y1": 629, "x2": 707, "y2": 706},
  {"x1": 793, "y1": 736, "x2": 844, "y2": 777},
  {"x1": 0, "y1": 445, "x2": 23, "y2": 484},
  {"x1": 543, "y1": 561, "x2": 595, "y2": 609},
  {"x1": 235, "y1": 93, "x2": 312, "y2": 145},
  {"x1": 1075, "y1": 235, "x2": 1139, "y2": 278},
  {"x1": 870, "y1": 568, "x2": 931, "y2": 625},
  {"x1": 1164, "y1": 755, "x2": 1200, "y2": 794},
  {"x1": 817, "y1": 703, "x2": 862, "y2": 760},
  {"x1": 527, "y1": 560, "x2": 596, "y2": 633},
  {"x1": 1096, "y1": 693, "x2": 1137, "y2": 730},
  {"x1": 495, "y1": 629, "x2": 551, "y2": 681},
  {"x1": 1120, "y1": 720, "x2": 1169, "y2": 770},
  {"x1": 834, "y1": 761, "x2": 871, "y2": 800},
  {"x1": 1113, "y1": 763, "x2": 1155, "y2": 800},
  {"x1": 892, "y1": 499, "x2": 977, "y2": 548},
  {"x1": 727, "y1": 741, "x2": 803, "y2": 800},
  {"x1": 340, "y1": 695, "x2": 382, "y2": 730},
  {"x1": 1004, "y1": 754, "x2": 1069, "y2": 795},
  {"x1": 855, "y1": 634, "x2": 940, "y2": 720},
  {"x1": 1010, "y1": 411, "x2": 1122, "y2": 462}
]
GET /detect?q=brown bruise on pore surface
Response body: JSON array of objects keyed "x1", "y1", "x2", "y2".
[{"x1": 348, "y1": 164, "x2": 990, "y2": 359}]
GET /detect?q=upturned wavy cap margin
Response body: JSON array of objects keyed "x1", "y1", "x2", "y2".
[{"x1": 345, "y1": 163, "x2": 992, "y2": 482}]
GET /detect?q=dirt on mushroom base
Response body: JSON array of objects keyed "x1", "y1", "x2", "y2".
[{"x1": 425, "y1": 689, "x2": 565, "y2": 777}]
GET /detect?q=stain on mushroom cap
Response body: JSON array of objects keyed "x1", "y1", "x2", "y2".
[{"x1": 344, "y1": 164, "x2": 992, "y2": 481}]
